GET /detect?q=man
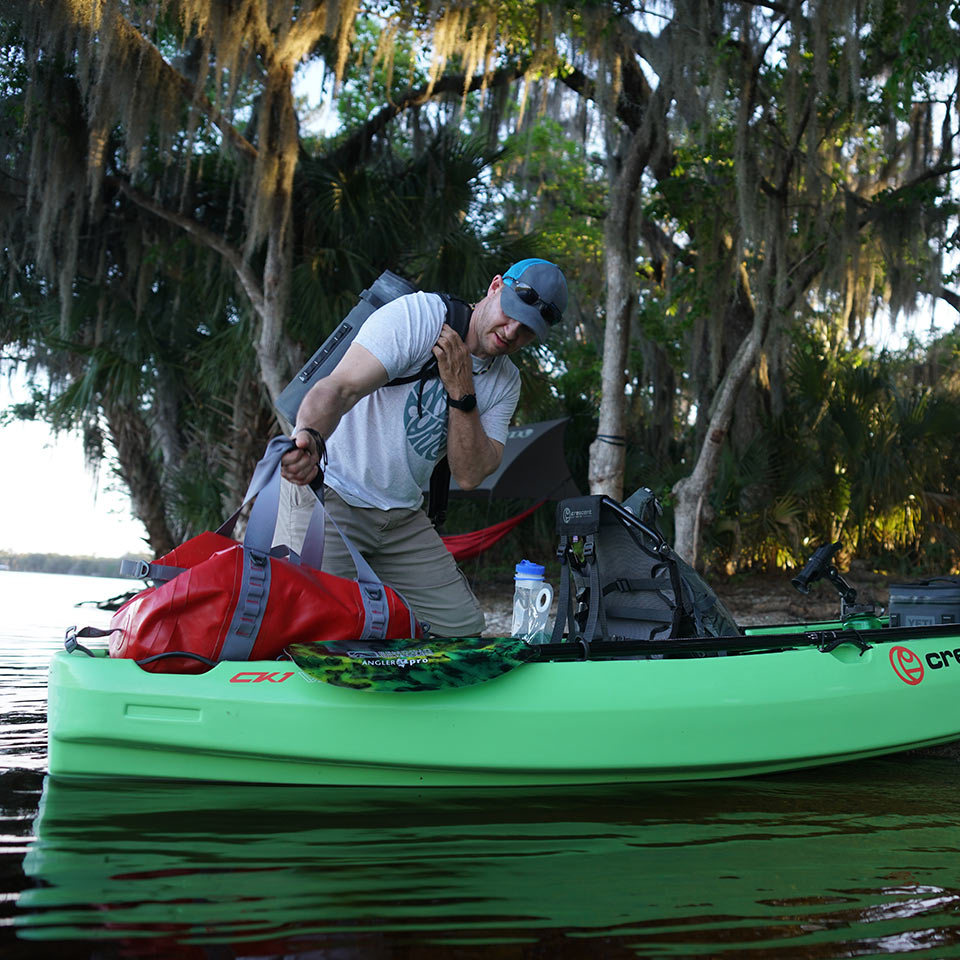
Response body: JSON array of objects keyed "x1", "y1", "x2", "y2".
[{"x1": 279, "y1": 258, "x2": 568, "y2": 636}]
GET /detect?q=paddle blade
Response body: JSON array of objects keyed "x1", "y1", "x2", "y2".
[{"x1": 286, "y1": 637, "x2": 537, "y2": 692}]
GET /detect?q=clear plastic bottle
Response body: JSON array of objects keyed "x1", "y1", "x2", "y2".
[{"x1": 511, "y1": 559, "x2": 554, "y2": 643}]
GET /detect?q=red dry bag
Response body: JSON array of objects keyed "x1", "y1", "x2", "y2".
[{"x1": 107, "y1": 436, "x2": 421, "y2": 673}]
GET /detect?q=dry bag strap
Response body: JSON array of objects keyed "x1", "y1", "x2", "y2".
[
  {"x1": 313, "y1": 502, "x2": 415, "y2": 640},
  {"x1": 119, "y1": 558, "x2": 186, "y2": 583},
  {"x1": 216, "y1": 433, "x2": 319, "y2": 543},
  {"x1": 214, "y1": 437, "x2": 322, "y2": 659},
  {"x1": 241, "y1": 438, "x2": 398, "y2": 647},
  {"x1": 64, "y1": 624, "x2": 116, "y2": 656},
  {"x1": 232, "y1": 435, "x2": 297, "y2": 548},
  {"x1": 220, "y1": 548, "x2": 272, "y2": 660}
]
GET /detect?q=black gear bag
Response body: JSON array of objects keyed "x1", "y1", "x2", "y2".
[{"x1": 549, "y1": 489, "x2": 742, "y2": 644}]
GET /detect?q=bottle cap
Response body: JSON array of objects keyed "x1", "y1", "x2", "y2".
[{"x1": 515, "y1": 559, "x2": 545, "y2": 581}]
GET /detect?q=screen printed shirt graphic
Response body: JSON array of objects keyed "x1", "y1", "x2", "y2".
[
  {"x1": 403, "y1": 377, "x2": 449, "y2": 464},
  {"x1": 323, "y1": 292, "x2": 521, "y2": 511}
]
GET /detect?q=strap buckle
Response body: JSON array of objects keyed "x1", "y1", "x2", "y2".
[
  {"x1": 120, "y1": 558, "x2": 151, "y2": 580},
  {"x1": 64, "y1": 626, "x2": 95, "y2": 657}
]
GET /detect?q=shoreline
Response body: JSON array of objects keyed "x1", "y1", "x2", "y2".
[{"x1": 475, "y1": 567, "x2": 889, "y2": 636}]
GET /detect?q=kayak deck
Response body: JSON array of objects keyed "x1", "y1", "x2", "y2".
[{"x1": 47, "y1": 625, "x2": 960, "y2": 786}]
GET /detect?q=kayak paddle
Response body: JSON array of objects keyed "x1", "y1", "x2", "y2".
[{"x1": 286, "y1": 636, "x2": 539, "y2": 692}]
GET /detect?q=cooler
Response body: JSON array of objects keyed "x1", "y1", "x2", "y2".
[{"x1": 888, "y1": 578, "x2": 960, "y2": 628}]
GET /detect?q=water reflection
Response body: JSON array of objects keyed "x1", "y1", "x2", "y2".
[
  {"x1": 0, "y1": 571, "x2": 121, "y2": 773},
  {"x1": 16, "y1": 754, "x2": 960, "y2": 957}
]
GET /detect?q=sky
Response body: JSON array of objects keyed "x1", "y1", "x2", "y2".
[{"x1": 0, "y1": 382, "x2": 149, "y2": 558}]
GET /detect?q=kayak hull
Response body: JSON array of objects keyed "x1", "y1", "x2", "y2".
[{"x1": 47, "y1": 629, "x2": 960, "y2": 785}]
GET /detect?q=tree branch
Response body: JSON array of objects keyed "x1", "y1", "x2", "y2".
[
  {"x1": 109, "y1": 177, "x2": 265, "y2": 316},
  {"x1": 559, "y1": 64, "x2": 648, "y2": 131},
  {"x1": 111, "y1": 11, "x2": 258, "y2": 163},
  {"x1": 934, "y1": 286, "x2": 960, "y2": 314},
  {"x1": 331, "y1": 63, "x2": 530, "y2": 168}
]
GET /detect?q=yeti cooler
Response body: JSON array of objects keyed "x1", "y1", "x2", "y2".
[{"x1": 888, "y1": 578, "x2": 960, "y2": 627}]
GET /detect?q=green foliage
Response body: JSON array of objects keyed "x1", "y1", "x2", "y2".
[
  {"x1": 705, "y1": 328, "x2": 960, "y2": 573},
  {"x1": 331, "y1": 16, "x2": 427, "y2": 133},
  {"x1": 5, "y1": 0, "x2": 960, "y2": 583}
]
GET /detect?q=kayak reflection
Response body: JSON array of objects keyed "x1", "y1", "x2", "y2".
[{"x1": 17, "y1": 754, "x2": 960, "y2": 957}]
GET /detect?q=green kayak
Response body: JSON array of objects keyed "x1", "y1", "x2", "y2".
[{"x1": 47, "y1": 620, "x2": 960, "y2": 785}]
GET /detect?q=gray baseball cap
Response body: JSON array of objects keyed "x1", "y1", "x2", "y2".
[{"x1": 500, "y1": 259, "x2": 568, "y2": 340}]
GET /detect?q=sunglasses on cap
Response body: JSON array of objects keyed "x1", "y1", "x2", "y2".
[{"x1": 504, "y1": 277, "x2": 563, "y2": 327}]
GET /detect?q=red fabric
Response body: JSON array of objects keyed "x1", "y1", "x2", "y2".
[
  {"x1": 442, "y1": 501, "x2": 545, "y2": 561},
  {"x1": 109, "y1": 532, "x2": 420, "y2": 674}
]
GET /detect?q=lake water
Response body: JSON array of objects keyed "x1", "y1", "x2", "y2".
[{"x1": 3, "y1": 570, "x2": 960, "y2": 959}]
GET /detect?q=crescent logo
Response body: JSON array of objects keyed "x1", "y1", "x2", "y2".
[
  {"x1": 889, "y1": 646, "x2": 924, "y2": 685},
  {"x1": 561, "y1": 506, "x2": 594, "y2": 525}
]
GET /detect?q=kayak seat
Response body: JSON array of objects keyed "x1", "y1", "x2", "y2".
[{"x1": 550, "y1": 491, "x2": 742, "y2": 645}]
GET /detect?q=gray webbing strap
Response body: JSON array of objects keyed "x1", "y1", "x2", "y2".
[
  {"x1": 220, "y1": 548, "x2": 272, "y2": 660},
  {"x1": 240, "y1": 439, "x2": 291, "y2": 552},
  {"x1": 216, "y1": 434, "x2": 293, "y2": 540},
  {"x1": 318, "y1": 504, "x2": 391, "y2": 640},
  {"x1": 119, "y1": 558, "x2": 186, "y2": 583},
  {"x1": 232, "y1": 435, "x2": 400, "y2": 647},
  {"x1": 299, "y1": 490, "x2": 328, "y2": 571}
]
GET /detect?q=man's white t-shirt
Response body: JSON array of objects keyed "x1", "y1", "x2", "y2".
[{"x1": 322, "y1": 291, "x2": 521, "y2": 510}]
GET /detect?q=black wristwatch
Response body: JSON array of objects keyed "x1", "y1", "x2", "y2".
[{"x1": 448, "y1": 393, "x2": 477, "y2": 412}]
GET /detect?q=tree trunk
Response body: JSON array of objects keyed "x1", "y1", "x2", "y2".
[
  {"x1": 103, "y1": 401, "x2": 176, "y2": 556},
  {"x1": 588, "y1": 124, "x2": 657, "y2": 498},
  {"x1": 256, "y1": 65, "x2": 300, "y2": 408},
  {"x1": 639, "y1": 337, "x2": 677, "y2": 470},
  {"x1": 672, "y1": 308, "x2": 765, "y2": 565}
]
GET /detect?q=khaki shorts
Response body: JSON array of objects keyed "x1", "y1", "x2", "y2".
[{"x1": 275, "y1": 479, "x2": 486, "y2": 637}]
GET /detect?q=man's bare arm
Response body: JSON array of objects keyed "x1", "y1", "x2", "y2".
[{"x1": 282, "y1": 342, "x2": 389, "y2": 485}]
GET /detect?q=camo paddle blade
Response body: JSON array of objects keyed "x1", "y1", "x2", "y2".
[{"x1": 286, "y1": 637, "x2": 538, "y2": 692}]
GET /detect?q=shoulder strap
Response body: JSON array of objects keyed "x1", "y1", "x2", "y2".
[
  {"x1": 427, "y1": 457, "x2": 452, "y2": 530},
  {"x1": 385, "y1": 293, "x2": 471, "y2": 389},
  {"x1": 439, "y1": 293, "x2": 472, "y2": 339},
  {"x1": 410, "y1": 293, "x2": 472, "y2": 530}
]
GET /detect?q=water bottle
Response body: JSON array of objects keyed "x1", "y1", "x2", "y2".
[{"x1": 511, "y1": 559, "x2": 554, "y2": 644}]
